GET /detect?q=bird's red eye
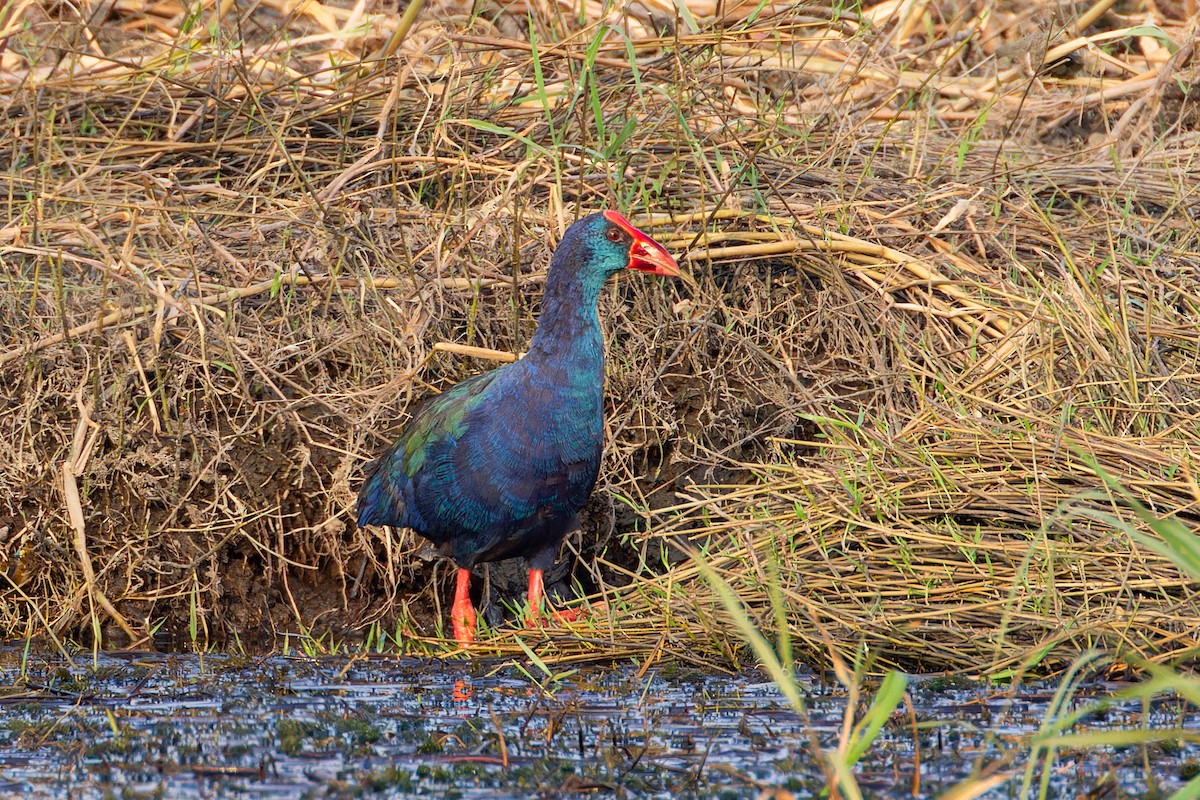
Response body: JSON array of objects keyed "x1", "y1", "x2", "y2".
[{"x1": 606, "y1": 227, "x2": 623, "y2": 243}]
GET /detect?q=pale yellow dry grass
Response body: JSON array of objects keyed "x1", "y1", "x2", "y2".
[{"x1": 0, "y1": 0, "x2": 1198, "y2": 671}]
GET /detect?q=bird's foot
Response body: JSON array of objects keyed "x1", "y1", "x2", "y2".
[
  {"x1": 525, "y1": 568, "x2": 606, "y2": 630},
  {"x1": 547, "y1": 606, "x2": 587, "y2": 624},
  {"x1": 550, "y1": 607, "x2": 584, "y2": 623},
  {"x1": 524, "y1": 601, "x2": 606, "y2": 630},
  {"x1": 452, "y1": 605, "x2": 476, "y2": 645}
]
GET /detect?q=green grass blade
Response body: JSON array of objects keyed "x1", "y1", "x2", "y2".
[
  {"x1": 845, "y1": 670, "x2": 908, "y2": 765},
  {"x1": 693, "y1": 552, "x2": 807, "y2": 714}
]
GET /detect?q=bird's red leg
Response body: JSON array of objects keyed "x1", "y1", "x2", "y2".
[
  {"x1": 451, "y1": 567, "x2": 477, "y2": 645},
  {"x1": 526, "y1": 568, "x2": 545, "y2": 629}
]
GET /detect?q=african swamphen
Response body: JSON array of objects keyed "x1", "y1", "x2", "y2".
[{"x1": 357, "y1": 211, "x2": 682, "y2": 644}]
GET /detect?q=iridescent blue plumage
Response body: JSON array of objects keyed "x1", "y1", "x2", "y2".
[{"x1": 356, "y1": 211, "x2": 682, "y2": 643}]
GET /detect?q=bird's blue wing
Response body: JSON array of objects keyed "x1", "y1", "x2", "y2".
[{"x1": 356, "y1": 369, "x2": 505, "y2": 532}]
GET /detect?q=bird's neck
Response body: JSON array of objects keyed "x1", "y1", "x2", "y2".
[{"x1": 525, "y1": 278, "x2": 605, "y2": 377}]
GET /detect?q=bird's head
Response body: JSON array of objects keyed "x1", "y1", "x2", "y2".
[{"x1": 554, "y1": 211, "x2": 685, "y2": 291}]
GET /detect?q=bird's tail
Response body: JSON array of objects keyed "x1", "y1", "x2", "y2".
[{"x1": 355, "y1": 457, "x2": 407, "y2": 529}]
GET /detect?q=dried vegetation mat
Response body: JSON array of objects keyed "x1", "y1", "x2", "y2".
[{"x1": 1, "y1": 0, "x2": 1199, "y2": 673}]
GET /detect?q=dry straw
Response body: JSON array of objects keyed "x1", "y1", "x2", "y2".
[{"x1": 0, "y1": 0, "x2": 1197, "y2": 671}]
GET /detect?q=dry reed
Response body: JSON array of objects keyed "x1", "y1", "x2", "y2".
[{"x1": 0, "y1": 0, "x2": 1198, "y2": 671}]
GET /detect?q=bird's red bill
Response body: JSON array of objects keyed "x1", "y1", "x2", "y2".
[{"x1": 604, "y1": 210, "x2": 681, "y2": 277}]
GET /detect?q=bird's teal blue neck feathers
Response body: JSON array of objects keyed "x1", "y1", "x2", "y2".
[{"x1": 525, "y1": 214, "x2": 624, "y2": 371}]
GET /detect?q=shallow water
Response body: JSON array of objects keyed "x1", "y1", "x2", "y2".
[{"x1": 0, "y1": 651, "x2": 1195, "y2": 798}]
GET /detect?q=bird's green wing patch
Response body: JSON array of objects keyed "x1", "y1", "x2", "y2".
[{"x1": 399, "y1": 370, "x2": 503, "y2": 476}]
